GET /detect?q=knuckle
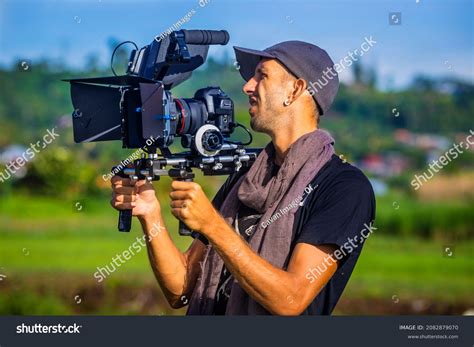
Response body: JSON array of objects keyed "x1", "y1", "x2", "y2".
[
  {"x1": 121, "y1": 187, "x2": 132, "y2": 194},
  {"x1": 113, "y1": 183, "x2": 124, "y2": 190},
  {"x1": 113, "y1": 176, "x2": 125, "y2": 184}
]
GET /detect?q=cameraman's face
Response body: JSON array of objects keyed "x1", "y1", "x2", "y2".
[{"x1": 243, "y1": 59, "x2": 295, "y2": 134}]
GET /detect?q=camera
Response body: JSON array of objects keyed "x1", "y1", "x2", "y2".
[
  {"x1": 66, "y1": 29, "x2": 246, "y2": 156},
  {"x1": 65, "y1": 29, "x2": 260, "y2": 233}
]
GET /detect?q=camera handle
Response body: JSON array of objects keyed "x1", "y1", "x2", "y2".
[
  {"x1": 114, "y1": 158, "x2": 160, "y2": 233},
  {"x1": 115, "y1": 166, "x2": 142, "y2": 233},
  {"x1": 168, "y1": 168, "x2": 195, "y2": 237},
  {"x1": 177, "y1": 187, "x2": 193, "y2": 236},
  {"x1": 118, "y1": 208, "x2": 133, "y2": 232},
  {"x1": 114, "y1": 162, "x2": 196, "y2": 236}
]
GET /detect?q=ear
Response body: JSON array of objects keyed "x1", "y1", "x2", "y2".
[{"x1": 288, "y1": 78, "x2": 308, "y2": 103}]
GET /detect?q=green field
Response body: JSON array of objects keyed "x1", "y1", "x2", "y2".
[{"x1": 0, "y1": 193, "x2": 473, "y2": 315}]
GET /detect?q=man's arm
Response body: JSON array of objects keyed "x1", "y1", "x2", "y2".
[
  {"x1": 139, "y1": 211, "x2": 207, "y2": 308},
  {"x1": 111, "y1": 177, "x2": 207, "y2": 308},
  {"x1": 170, "y1": 180, "x2": 339, "y2": 315},
  {"x1": 203, "y1": 217, "x2": 338, "y2": 315}
]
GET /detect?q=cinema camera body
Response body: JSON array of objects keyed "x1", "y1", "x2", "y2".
[{"x1": 65, "y1": 29, "x2": 260, "y2": 235}]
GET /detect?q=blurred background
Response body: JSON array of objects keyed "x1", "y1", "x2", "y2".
[{"x1": 0, "y1": 0, "x2": 472, "y2": 315}]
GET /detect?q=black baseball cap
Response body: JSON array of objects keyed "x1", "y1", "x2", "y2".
[{"x1": 233, "y1": 41, "x2": 339, "y2": 115}]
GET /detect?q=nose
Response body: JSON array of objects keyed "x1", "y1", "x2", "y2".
[{"x1": 243, "y1": 77, "x2": 257, "y2": 96}]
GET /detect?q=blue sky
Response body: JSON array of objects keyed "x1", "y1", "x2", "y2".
[{"x1": 0, "y1": 0, "x2": 472, "y2": 88}]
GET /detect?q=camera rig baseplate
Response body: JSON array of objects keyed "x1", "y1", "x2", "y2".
[{"x1": 115, "y1": 144, "x2": 261, "y2": 235}]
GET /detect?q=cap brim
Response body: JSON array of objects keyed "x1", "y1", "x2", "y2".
[{"x1": 233, "y1": 46, "x2": 275, "y2": 81}]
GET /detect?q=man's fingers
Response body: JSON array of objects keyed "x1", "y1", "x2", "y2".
[
  {"x1": 113, "y1": 185, "x2": 136, "y2": 195},
  {"x1": 170, "y1": 199, "x2": 187, "y2": 208},
  {"x1": 169, "y1": 190, "x2": 191, "y2": 200},
  {"x1": 170, "y1": 182, "x2": 199, "y2": 201},
  {"x1": 171, "y1": 208, "x2": 187, "y2": 220},
  {"x1": 112, "y1": 178, "x2": 151, "y2": 198},
  {"x1": 110, "y1": 199, "x2": 136, "y2": 210},
  {"x1": 114, "y1": 194, "x2": 137, "y2": 203},
  {"x1": 111, "y1": 175, "x2": 122, "y2": 185},
  {"x1": 171, "y1": 180, "x2": 199, "y2": 191},
  {"x1": 135, "y1": 179, "x2": 150, "y2": 188},
  {"x1": 111, "y1": 176, "x2": 135, "y2": 187}
]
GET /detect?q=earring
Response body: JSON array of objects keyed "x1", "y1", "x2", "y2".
[{"x1": 284, "y1": 99, "x2": 291, "y2": 106}]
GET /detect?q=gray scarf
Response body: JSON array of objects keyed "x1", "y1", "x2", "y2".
[{"x1": 186, "y1": 129, "x2": 335, "y2": 315}]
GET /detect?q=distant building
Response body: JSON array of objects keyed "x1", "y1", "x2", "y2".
[
  {"x1": 394, "y1": 129, "x2": 450, "y2": 151},
  {"x1": 359, "y1": 152, "x2": 410, "y2": 177}
]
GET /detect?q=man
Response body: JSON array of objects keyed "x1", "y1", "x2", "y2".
[{"x1": 111, "y1": 40, "x2": 376, "y2": 315}]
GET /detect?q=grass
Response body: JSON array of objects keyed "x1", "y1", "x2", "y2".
[
  {"x1": 346, "y1": 235, "x2": 473, "y2": 302},
  {"x1": 0, "y1": 193, "x2": 473, "y2": 314},
  {"x1": 0, "y1": 194, "x2": 192, "y2": 274},
  {"x1": 375, "y1": 192, "x2": 474, "y2": 240}
]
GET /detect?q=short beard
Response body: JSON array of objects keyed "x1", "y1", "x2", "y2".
[
  {"x1": 249, "y1": 94, "x2": 282, "y2": 133},
  {"x1": 250, "y1": 116, "x2": 271, "y2": 133}
]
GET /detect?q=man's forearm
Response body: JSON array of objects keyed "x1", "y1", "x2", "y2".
[
  {"x1": 139, "y1": 211, "x2": 189, "y2": 306},
  {"x1": 202, "y1": 215, "x2": 302, "y2": 315}
]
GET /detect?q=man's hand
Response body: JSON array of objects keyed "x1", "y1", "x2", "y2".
[
  {"x1": 110, "y1": 176, "x2": 160, "y2": 221},
  {"x1": 169, "y1": 180, "x2": 220, "y2": 232},
  {"x1": 110, "y1": 176, "x2": 208, "y2": 310}
]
